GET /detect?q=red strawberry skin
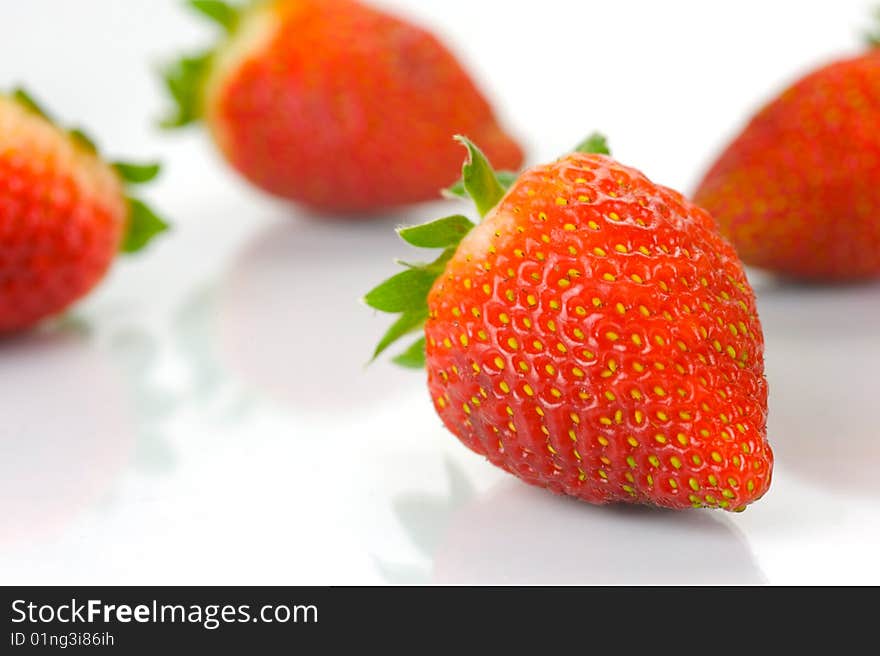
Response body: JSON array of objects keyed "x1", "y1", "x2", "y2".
[
  {"x1": 425, "y1": 154, "x2": 772, "y2": 511},
  {"x1": 203, "y1": 0, "x2": 523, "y2": 213},
  {"x1": 0, "y1": 97, "x2": 126, "y2": 333},
  {"x1": 694, "y1": 52, "x2": 880, "y2": 279}
]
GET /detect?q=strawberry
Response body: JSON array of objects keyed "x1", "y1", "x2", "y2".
[
  {"x1": 694, "y1": 19, "x2": 880, "y2": 280},
  {"x1": 161, "y1": 0, "x2": 523, "y2": 214},
  {"x1": 0, "y1": 89, "x2": 168, "y2": 333},
  {"x1": 366, "y1": 136, "x2": 773, "y2": 511}
]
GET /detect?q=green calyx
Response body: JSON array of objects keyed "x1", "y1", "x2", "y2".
[
  {"x1": 574, "y1": 132, "x2": 611, "y2": 155},
  {"x1": 866, "y1": 7, "x2": 880, "y2": 47},
  {"x1": 444, "y1": 133, "x2": 610, "y2": 205},
  {"x1": 364, "y1": 136, "x2": 508, "y2": 369},
  {"x1": 444, "y1": 170, "x2": 519, "y2": 203},
  {"x1": 12, "y1": 88, "x2": 50, "y2": 120},
  {"x1": 190, "y1": 0, "x2": 241, "y2": 31},
  {"x1": 8, "y1": 87, "x2": 170, "y2": 254},
  {"x1": 366, "y1": 132, "x2": 613, "y2": 370},
  {"x1": 160, "y1": 1, "x2": 243, "y2": 128},
  {"x1": 160, "y1": 52, "x2": 213, "y2": 128},
  {"x1": 117, "y1": 174, "x2": 170, "y2": 254}
]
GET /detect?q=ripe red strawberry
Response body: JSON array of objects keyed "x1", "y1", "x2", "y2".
[
  {"x1": 0, "y1": 89, "x2": 168, "y2": 333},
  {"x1": 367, "y1": 136, "x2": 773, "y2": 511},
  {"x1": 694, "y1": 27, "x2": 880, "y2": 279},
  {"x1": 162, "y1": 0, "x2": 523, "y2": 214}
]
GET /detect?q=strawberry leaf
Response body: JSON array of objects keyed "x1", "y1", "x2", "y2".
[
  {"x1": 442, "y1": 181, "x2": 468, "y2": 200},
  {"x1": 866, "y1": 7, "x2": 880, "y2": 46},
  {"x1": 11, "y1": 87, "x2": 52, "y2": 120},
  {"x1": 444, "y1": 170, "x2": 519, "y2": 200},
  {"x1": 367, "y1": 138, "x2": 509, "y2": 370},
  {"x1": 372, "y1": 309, "x2": 429, "y2": 362},
  {"x1": 363, "y1": 268, "x2": 438, "y2": 314},
  {"x1": 365, "y1": 247, "x2": 453, "y2": 366},
  {"x1": 393, "y1": 247, "x2": 456, "y2": 274},
  {"x1": 394, "y1": 258, "x2": 432, "y2": 270},
  {"x1": 162, "y1": 2, "x2": 240, "y2": 128},
  {"x1": 160, "y1": 51, "x2": 212, "y2": 128},
  {"x1": 392, "y1": 337, "x2": 426, "y2": 369},
  {"x1": 397, "y1": 215, "x2": 475, "y2": 249},
  {"x1": 114, "y1": 161, "x2": 162, "y2": 184},
  {"x1": 188, "y1": 0, "x2": 240, "y2": 32},
  {"x1": 68, "y1": 128, "x2": 98, "y2": 154},
  {"x1": 454, "y1": 135, "x2": 507, "y2": 217},
  {"x1": 575, "y1": 133, "x2": 611, "y2": 155},
  {"x1": 123, "y1": 198, "x2": 170, "y2": 254}
]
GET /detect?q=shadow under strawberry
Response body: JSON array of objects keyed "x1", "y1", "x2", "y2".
[
  {"x1": 753, "y1": 278, "x2": 880, "y2": 498},
  {"x1": 213, "y1": 210, "x2": 450, "y2": 413},
  {"x1": 375, "y1": 461, "x2": 765, "y2": 584},
  {"x1": 432, "y1": 481, "x2": 765, "y2": 585}
]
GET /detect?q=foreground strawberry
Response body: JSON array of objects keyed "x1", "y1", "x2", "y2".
[
  {"x1": 0, "y1": 89, "x2": 168, "y2": 333},
  {"x1": 162, "y1": 0, "x2": 523, "y2": 213},
  {"x1": 694, "y1": 18, "x2": 880, "y2": 279},
  {"x1": 367, "y1": 136, "x2": 773, "y2": 511}
]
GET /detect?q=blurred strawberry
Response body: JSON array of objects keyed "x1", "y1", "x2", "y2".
[
  {"x1": 162, "y1": 0, "x2": 523, "y2": 213},
  {"x1": 694, "y1": 14, "x2": 880, "y2": 280},
  {"x1": 0, "y1": 89, "x2": 168, "y2": 333}
]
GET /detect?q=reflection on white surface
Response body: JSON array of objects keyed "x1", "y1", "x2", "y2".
[
  {"x1": 172, "y1": 287, "x2": 259, "y2": 426},
  {"x1": 755, "y1": 277, "x2": 880, "y2": 498},
  {"x1": 107, "y1": 327, "x2": 182, "y2": 474},
  {"x1": 372, "y1": 459, "x2": 478, "y2": 584},
  {"x1": 385, "y1": 469, "x2": 764, "y2": 584},
  {"x1": 0, "y1": 331, "x2": 133, "y2": 544},
  {"x1": 215, "y1": 215, "x2": 436, "y2": 412}
]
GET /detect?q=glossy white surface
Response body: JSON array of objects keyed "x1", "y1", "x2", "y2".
[{"x1": 1, "y1": 0, "x2": 879, "y2": 585}]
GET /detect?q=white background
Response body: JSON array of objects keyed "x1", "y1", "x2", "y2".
[{"x1": 0, "y1": 0, "x2": 878, "y2": 584}]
